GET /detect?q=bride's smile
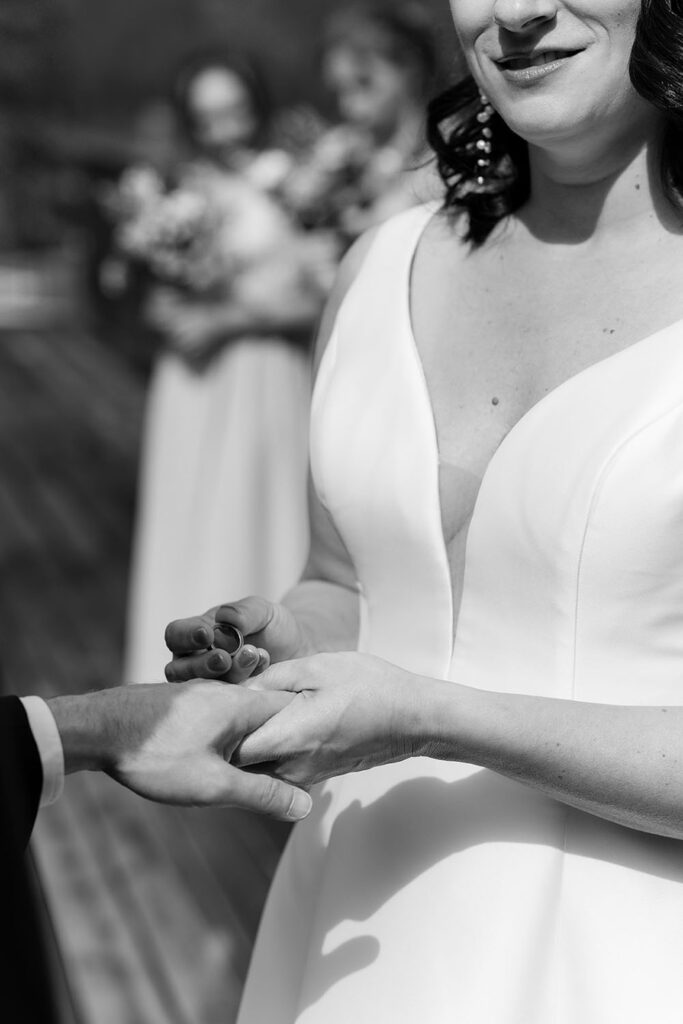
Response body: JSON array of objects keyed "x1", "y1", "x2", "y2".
[
  {"x1": 451, "y1": 0, "x2": 647, "y2": 146},
  {"x1": 493, "y1": 47, "x2": 584, "y2": 82}
]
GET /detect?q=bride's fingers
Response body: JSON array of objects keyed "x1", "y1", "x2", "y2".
[
  {"x1": 250, "y1": 649, "x2": 271, "y2": 677},
  {"x1": 215, "y1": 596, "x2": 275, "y2": 645},
  {"x1": 165, "y1": 648, "x2": 233, "y2": 683},
  {"x1": 165, "y1": 610, "x2": 217, "y2": 654},
  {"x1": 233, "y1": 722, "x2": 281, "y2": 768},
  {"x1": 165, "y1": 645, "x2": 269, "y2": 685},
  {"x1": 223, "y1": 645, "x2": 262, "y2": 684},
  {"x1": 247, "y1": 660, "x2": 300, "y2": 693}
]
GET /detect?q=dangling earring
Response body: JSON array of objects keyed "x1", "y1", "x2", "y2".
[{"x1": 474, "y1": 92, "x2": 494, "y2": 186}]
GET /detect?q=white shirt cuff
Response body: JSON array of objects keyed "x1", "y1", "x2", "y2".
[{"x1": 20, "y1": 696, "x2": 65, "y2": 807}]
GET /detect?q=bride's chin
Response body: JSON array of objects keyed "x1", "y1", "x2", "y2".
[{"x1": 498, "y1": 105, "x2": 602, "y2": 150}]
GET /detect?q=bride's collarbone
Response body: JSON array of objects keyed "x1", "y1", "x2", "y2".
[
  {"x1": 419, "y1": 217, "x2": 683, "y2": 354},
  {"x1": 413, "y1": 221, "x2": 683, "y2": 514},
  {"x1": 420, "y1": 266, "x2": 683, "y2": 442}
]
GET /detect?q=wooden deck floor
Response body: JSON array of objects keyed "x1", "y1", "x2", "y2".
[{"x1": 0, "y1": 320, "x2": 289, "y2": 1023}]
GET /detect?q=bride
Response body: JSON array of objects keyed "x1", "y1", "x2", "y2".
[{"x1": 166, "y1": 0, "x2": 683, "y2": 1021}]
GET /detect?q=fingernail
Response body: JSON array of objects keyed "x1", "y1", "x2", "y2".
[
  {"x1": 288, "y1": 791, "x2": 312, "y2": 821},
  {"x1": 194, "y1": 627, "x2": 210, "y2": 646},
  {"x1": 238, "y1": 647, "x2": 258, "y2": 667},
  {"x1": 209, "y1": 652, "x2": 227, "y2": 672}
]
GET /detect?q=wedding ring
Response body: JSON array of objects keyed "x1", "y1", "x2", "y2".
[{"x1": 212, "y1": 622, "x2": 244, "y2": 659}]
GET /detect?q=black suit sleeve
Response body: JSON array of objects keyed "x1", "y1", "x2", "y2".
[
  {"x1": 0, "y1": 696, "x2": 59, "y2": 1022},
  {"x1": 0, "y1": 695, "x2": 44, "y2": 851}
]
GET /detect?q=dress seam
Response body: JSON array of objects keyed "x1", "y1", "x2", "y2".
[
  {"x1": 544, "y1": 398, "x2": 683, "y2": 1022},
  {"x1": 570, "y1": 394, "x2": 683, "y2": 702}
]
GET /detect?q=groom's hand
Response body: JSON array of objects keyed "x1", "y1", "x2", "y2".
[
  {"x1": 48, "y1": 681, "x2": 312, "y2": 821},
  {"x1": 164, "y1": 597, "x2": 308, "y2": 684}
]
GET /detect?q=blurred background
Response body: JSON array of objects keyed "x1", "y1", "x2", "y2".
[{"x1": 0, "y1": 2, "x2": 459, "y2": 1021}]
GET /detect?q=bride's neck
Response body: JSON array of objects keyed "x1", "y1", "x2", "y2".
[{"x1": 521, "y1": 116, "x2": 679, "y2": 245}]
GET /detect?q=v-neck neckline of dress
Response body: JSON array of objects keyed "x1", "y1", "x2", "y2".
[{"x1": 402, "y1": 205, "x2": 683, "y2": 659}]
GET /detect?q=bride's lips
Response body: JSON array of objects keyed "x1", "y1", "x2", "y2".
[{"x1": 494, "y1": 48, "x2": 583, "y2": 84}]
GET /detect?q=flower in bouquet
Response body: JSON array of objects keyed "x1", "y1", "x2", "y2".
[
  {"x1": 101, "y1": 165, "x2": 235, "y2": 295},
  {"x1": 102, "y1": 165, "x2": 165, "y2": 222},
  {"x1": 276, "y1": 124, "x2": 376, "y2": 236}
]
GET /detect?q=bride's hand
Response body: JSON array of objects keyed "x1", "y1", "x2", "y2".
[
  {"x1": 234, "y1": 653, "x2": 422, "y2": 788},
  {"x1": 164, "y1": 597, "x2": 310, "y2": 685}
]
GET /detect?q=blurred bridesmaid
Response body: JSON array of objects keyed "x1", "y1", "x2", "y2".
[
  {"x1": 124, "y1": 53, "x2": 327, "y2": 683},
  {"x1": 320, "y1": 1, "x2": 440, "y2": 240}
]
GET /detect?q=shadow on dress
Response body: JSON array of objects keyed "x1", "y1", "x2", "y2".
[{"x1": 297, "y1": 765, "x2": 683, "y2": 1013}]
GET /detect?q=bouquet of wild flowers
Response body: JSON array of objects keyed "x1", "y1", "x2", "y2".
[
  {"x1": 275, "y1": 124, "x2": 376, "y2": 236},
  {"x1": 101, "y1": 165, "x2": 235, "y2": 295},
  {"x1": 250, "y1": 106, "x2": 377, "y2": 240}
]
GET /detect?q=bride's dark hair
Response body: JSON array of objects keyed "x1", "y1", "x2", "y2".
[
  {"x1": 427, "y1": 0, "x2": 683, "y2": 246},
  {"x1": 630, "y1": 0, "x2": 683, "y2": 207}
]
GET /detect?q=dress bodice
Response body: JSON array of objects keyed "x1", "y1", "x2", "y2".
[
  {"x1": 238, "y1": 205, "x2": 683, "y2": 1024},
  {"x1": 310, "y1": 205, "x2": 453, "y2": 679},
  {"x1": 312, "y1": 204, "x2": 683, "y2": 704}
]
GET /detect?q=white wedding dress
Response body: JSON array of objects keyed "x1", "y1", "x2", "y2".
[{"x1": 236, "y1": 205, "x2": 683, "y2": 1023}]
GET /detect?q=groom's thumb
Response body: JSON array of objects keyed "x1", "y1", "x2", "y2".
[{"x1": 219, "y1": 764, "x2": 311, "y2": 821}]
